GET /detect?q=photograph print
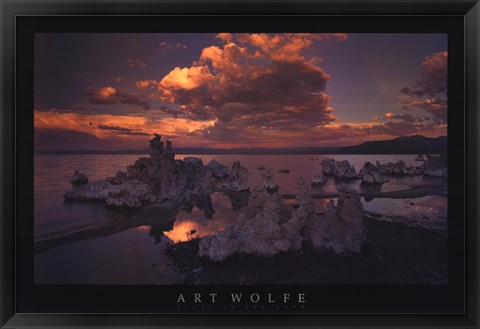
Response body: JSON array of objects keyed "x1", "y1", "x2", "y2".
[{"x1": 34, "y1": 32, "x2": 448, "y2": 286}]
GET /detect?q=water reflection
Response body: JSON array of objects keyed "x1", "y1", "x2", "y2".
[
  {"x1": 164, "y1": 192, "x2": 255, "y2": 243},
  {"x1": 34, "y1": 153, "x2": 447, "y2": 284},
  {"x1": 164, "y1": 220, "x2": 207, "y2": 243},
  {"x1": 34, "y1": 205, "x2": 178, "y2": 254},
  {"x1": 363, "y1": 196, "x2": 447, "y2": 229},
  {"x1": 35, "y1": 153, "x2": 444, "y2": 239}
]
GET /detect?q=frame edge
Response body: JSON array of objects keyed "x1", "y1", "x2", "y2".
[
  {"x1": 1, "y1": 0, "x2": 480, "y2": 328},
  {"x1": 465, "y1": 1, "x2": 480, "y2": 328},
  {"x1": 0, "y1": 0, "x2": 16, "y2": 328}
]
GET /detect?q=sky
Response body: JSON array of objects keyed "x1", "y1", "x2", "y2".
[{"x1": 34, "y1": 33, "x2": 448, "y2": 151}]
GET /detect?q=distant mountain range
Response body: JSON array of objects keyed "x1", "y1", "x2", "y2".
[
  {"x1": 36, "y1": 135, "x2": 447, "y2": 155},
  {"x1": 338, "y1": 135, "x2": 447, "y2": 154}
]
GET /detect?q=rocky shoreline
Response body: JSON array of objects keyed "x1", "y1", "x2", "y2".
[
  {"x1": 64, "y1": 134, "x2": 250, "y2": 208},
  {"x1": 64, "y1": 135, "x2": 447, "y2": 209},
  {"x1": 58, "y1": 135, "x2": 448, "y2": 270},
  {"x1": 310, "y1": 152, "x2": 447, "y2": 187}
]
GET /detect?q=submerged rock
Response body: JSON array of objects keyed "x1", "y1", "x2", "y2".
[
  {"x1": 375, "y1": 160, "x2": 419, "y2": 176},
  {"x1": 334, "y1": 160, "x2": 358, "y2": 179},
  {"x1": 359, "y1": 161, "x2": 388, "y2": 185},
  {"x1": 70, "y1": 170, "x2": 88, "y2": 185},
  {"x1": 321, "y1": 158, "x2": 336, "y2": 176},
  {"x1": 64, "y1": 134, "x2": 250, "y2": 208},
  {"x1": 278, "y1": 168, "x2": 290, "y2": 173},
  {"x1": 321, "y1": 158, "x2": 358, "y2": 179},
  {"x1": 322, "y1": 156, "x2": 439, "y2": 179}
]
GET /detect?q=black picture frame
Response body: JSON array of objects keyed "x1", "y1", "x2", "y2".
[{"x1": 1, "y1": 0, "x2": 479, "y2": 328}]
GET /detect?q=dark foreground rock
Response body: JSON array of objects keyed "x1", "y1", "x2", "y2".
[
  {"x1": 165, "y1": 216, "x2": 447, "y2": 285},
  {"x1": 64, "y1": 134, "x2": 250, "y2": 208}
]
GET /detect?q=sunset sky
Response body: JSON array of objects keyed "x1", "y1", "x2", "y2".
[{"x1": 34, "y1": 33, "x2": 447, "y2": 151}]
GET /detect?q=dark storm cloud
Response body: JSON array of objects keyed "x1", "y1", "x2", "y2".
[
  {"x1": 184, "y1": 106, "x2": 214, "y2": 121},
  {"x1": 34, "y1": 103, "x2": 77, "y2": 113},
  {"x1": 84, "y1": 87, "x2": 151, "y2": 110},
  {"x1": 117, "y1": 90, "x2": 151, "y2": 110},
  {"x1": 127, "y1": 59, "x2": 147, "y2": 68},
  {"x1": 96, "y1": 124, "x2": 150, "y2": 136},
  {"x1": 392, "y1": 113, "x2": 417, "y2": 122},
  {"x1": 115, "y1": 131, "x2": 151, "y2": 137},
  {"x1": 159, "y1": 42, "x2": 187, "y2": 54},
  {"x1": 158, "y1": 106, "x2": 182, "y2": 118},
  {"x1": 401, "y1": 52, "x2": 447, "y2": 97},
  {"x1": 365, "y1": 121, "x2": 438, "y2": 137},
  {"x1": 400, "y1": 51, "x2": 447, "y2": 123},
  {"x1": 410, "y1": 99, "x2": 447, "y2": 123},
  {"x1": 97, "y1": 124, "x2": 134, "y2": 132}
]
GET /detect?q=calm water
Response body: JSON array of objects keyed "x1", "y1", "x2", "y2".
[{"x1": 34, "y1": 154, "x2": 447, "y2": 284}]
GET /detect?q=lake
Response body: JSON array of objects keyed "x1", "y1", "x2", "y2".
[{"x1": 34, "y1": 154, "x2": 447, "y2": 284}]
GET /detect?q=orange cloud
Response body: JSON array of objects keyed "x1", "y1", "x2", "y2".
[
  {"x1": 91, "y1": 86, "x2": 116, "y2": 102},
  {"x1": 215, "y1": 33, "x2": 233, "y2": 43},
  {"x1": 234, "y1": 33, "x2": 347, "y2": 63},
  {"x1": 423, "y1": 51, "x2": 447, "y2": 76},
  {"x1": 34, "y1": 110, "x2": 216, "y2": 142},
  {"x1": 136, "y1": 79, "x2": 158, "y2": 89},
  {"x1": 34, "y1": 107, "x2": 446, "y2": 150},
  {"x1": 144, "y1": 33, "x2": 446, "y2": 147},
  {"x1": 159, "y1": 66, "x2": 214, "y2": 92},
  {"x1": 153, "y1": 33, "x2": 338, "y2": 136},
  {"x1": 100, "y1": 86, "x2": 116, "y2": 96}
]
